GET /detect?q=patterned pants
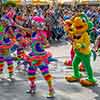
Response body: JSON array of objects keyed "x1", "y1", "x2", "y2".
[
  {"x1": 28, "y1": 62, "x2": 52, "y2": 82},
  {"x1": 0, "y1": 56, "x2": 14, "y2": 77}
]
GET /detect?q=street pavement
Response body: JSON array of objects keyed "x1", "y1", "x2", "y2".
[{"x1": 0, "y1": 43, "x2": 100, "y2": 100}]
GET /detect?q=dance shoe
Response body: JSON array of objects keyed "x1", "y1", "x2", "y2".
[
  {"x1": 26, "y1": 85, "x2": 36, "y2": 95},
  {"x1": 80, "y1": 79, "x2": 96, "y2": 86},
  {"x1": 65, "y1": 75, "x2": 80, "y2": 82},
  {"x1": 47, "y1": 88, "x2": 55, "y2": 98}
]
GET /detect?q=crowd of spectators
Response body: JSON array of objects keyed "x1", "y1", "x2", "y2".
[{"x1": 0, "y1": 4, "x2": 100, "y2": 44}]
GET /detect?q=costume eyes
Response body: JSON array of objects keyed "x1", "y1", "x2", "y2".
[
  {"x1": 82, "y1": 18, "x2": 86, "y2": 23},
  {"x1": 73, "y1": 35, "x2": 81, "y2": 39}
]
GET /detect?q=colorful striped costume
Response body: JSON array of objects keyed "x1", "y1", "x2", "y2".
[
  {"x1": 0, "y1": 37, "x2": 16, "y2": 79},
  {"x1": 26, "y1": 37, "x2": 54, "y2": 97},
  {"x1": 14, "y1": 16, "x2": 55, "y2": 97},
  {"x1": 0, "y1": 11, "x2": 16, "y2": 79}
]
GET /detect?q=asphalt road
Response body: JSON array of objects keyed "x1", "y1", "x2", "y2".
[{"x1": 0, "y1": 43, "x2": 100, "y2": 100}]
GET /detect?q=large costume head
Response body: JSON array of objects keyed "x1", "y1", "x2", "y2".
[
  {"x1": 72, "y1": 17, "x2": 88, "y2": 34},
  {"x1": 32, "y1": 16, "x2": 46, "y2": 31},
  {"x1": 64, "y1": 16, "x2": 89, "y2": 41},
  {"x1": 31, "y1": 16, "x2": 47, "y2": 44}
]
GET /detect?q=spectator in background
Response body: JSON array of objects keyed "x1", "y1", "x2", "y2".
[
  {"x1": 94, "y1": 35, "x2": 100, "y2": 52},
  {"x1": 35, "y1": 5, "x2": 43, "y2": 16},
  {"x1": 63, "y1": 10, "x2": 71, "y2": 20}
]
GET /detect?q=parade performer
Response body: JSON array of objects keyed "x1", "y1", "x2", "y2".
[
  {"x1": 25, "y1": 37, "x2": 54, "y2": 97},
  {"x1": 64, "y1": 12, "x2": 94, "y2": 71},
  {"x1": 64, "y1": 19, "x2": 85, "y2": 71},
  {"x1": 31, "y1": 16, "x2": 57, "y2": 62},
  {"x1": 15, "y1": 16, "x2": 55, "y2": 97},
  {"x1": 0, "y1": 15, "x2": 16, "y2": 80},
  {"x1": 27, "y1": 16, "x2": 54, "y2": 97},
  {"x1": 12, "y1": 33, "x2": 30, "y2": 72},
  {"x1": 65, "y1": 17, "x2": 97, "y2": 86},
  {"x1": 0, "y1": 32, "x2": 16, "y2": 80}
]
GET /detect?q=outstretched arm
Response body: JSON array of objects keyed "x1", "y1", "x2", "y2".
[{"x1": 15, "y1": 24, "x2": 32, "y2": 32}]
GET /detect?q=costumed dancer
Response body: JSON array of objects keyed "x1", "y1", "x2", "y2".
[
  {"x1": 12, "y1": 15, "x2": 32, "y2": 72},
  {"x1": 15, "y1": 16, "x2": 56, "y2": 72},
  {"x1": 26, "y1": 38, "x2": 54, "y2": 97},
  {"x1": 16, "y1": 16, "x2": 55, "y2": 97},
  {"x1": 27, "y1": 16, "x2": 54, "y2": 97},
  {"x1": 64, "y1": 18, "x2": 85, "y2": 71},
  {"x1": 65, "y1": 16, "x2": 97, "y2": 86},
  {"x1": 64, "y1": 12, "x2": 94, "y2": 71},
  {"x1": 12, "y1": 33, "x2": 30, "y2": 73},
  {"x1": 0, "y1": 8, "x2": 16, "y2": 81},
  {"x1": 31, "y1": 16, "x2": 57, "y2": 62},
  {"x1": 0, "y1": 20, "x2": 16, "y2": 80}
]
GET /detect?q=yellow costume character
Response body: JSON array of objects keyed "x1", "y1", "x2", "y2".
[{"x1": 65, "y1": 17, "x2": 97, "y2": 86}]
